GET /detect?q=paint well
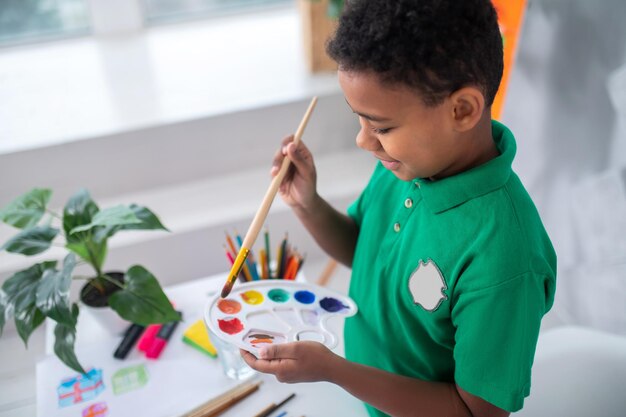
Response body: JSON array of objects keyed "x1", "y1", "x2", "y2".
[
  {"x1": 218, "y1": 317, "x2": 244, "y2": 335},
  {"x1": 244, "y1": 330, "x2": 286, "y2": 347},
  {"x1": 319, "y1": 297, "x2": 349, "y2": 312},
  {"x1": 301, "y1": 309, "x2": 320, "y2": 325},
  {"x1": 268, "y1": 288, "x2": 290, "y2": 303},
  {"x1": 294, "y1": 290, "x2": 315, "y2": 304},
  {"x1": 241, "y1": 290, "x2": 264, "y2": 305},
  {"x1": 274, "y1": 307, "x2": 301, "y2": 326},
  {"x1": 217, "y1": 299, "x2": 242, "y2": 314},
  {"x1": 246, "y1": 310, "x2": 289, "y2": 332},
  {"x1": 296, "y1": 330, "x2": 325, "y2": 343}
]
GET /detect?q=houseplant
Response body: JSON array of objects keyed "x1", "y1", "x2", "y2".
[{"x1": 0, "y1": 188, "x2": 181, "y2": 374}]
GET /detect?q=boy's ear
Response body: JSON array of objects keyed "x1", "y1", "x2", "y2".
[{"x1": 448, "y1": 87, "x2": 485, "y2": 132}]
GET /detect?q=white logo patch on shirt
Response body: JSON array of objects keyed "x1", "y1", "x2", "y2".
[{"x1": 408, "y1": 259, "x2": 448, "y2": 312}]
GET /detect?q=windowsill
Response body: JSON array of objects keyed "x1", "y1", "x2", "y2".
[{"x1": 0, "y1": 5, "x2": 340, "y2": 155}]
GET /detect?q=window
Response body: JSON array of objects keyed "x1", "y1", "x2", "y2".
[
  {"x1": 143, "y1": 0, "x2": 292, "y2": 24},
  {"x1": 0, "y1": 0, "x2": 89, "y2": 46}
]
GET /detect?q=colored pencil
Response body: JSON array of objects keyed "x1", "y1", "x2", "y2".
[
  {"x1": 236, "y1": 232, "x2": 260, "y2": 281},
  {"x1": 278, "y1": 235, "x2": 288, "y2": 278},
  {"x1": 264, "y1": 228, "x2": 272, "y2": 278},
  {"x1": 224, "y1": 232, "x2": 238, "y2": 257},
  {"x1": 259, "y1": 249, "x2": 268, "y2": 279},
  {"x1": 221, "y1": 97, "x2": 317, "y2": 297},
  {"x1": 180, "y1": 380, "x2": 262, "y2": 417},
  {"x1": 284, "y1": 256, "x2": 298, "y2": 280},
  {"x1": 252, "y1": 393, "x2": 296, "y2": 417}
]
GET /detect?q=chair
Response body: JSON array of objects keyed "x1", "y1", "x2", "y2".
[{"x1": 515, "y1": 325, "x2": 626, "y2": 417}]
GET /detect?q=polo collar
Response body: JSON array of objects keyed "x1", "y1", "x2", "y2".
[{"x1": 415, "y1": 120, "x2": 515, "y2": 214}]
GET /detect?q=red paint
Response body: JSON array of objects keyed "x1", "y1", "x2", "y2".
[{"x1": 218, "y1": 317, "x2": 244, "y2": 335}]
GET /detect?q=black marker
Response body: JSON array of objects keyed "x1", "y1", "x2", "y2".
[{"x1": 114, "y1": 323, "x2": 146, "y2": 359}]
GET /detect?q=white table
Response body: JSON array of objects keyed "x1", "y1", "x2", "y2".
[{"x1": 40, "y1": 273, "x2": 368, "y2": 417}]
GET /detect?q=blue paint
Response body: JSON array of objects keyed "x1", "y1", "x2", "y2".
[
  {"x1": 294, "y1": 290, "x2": 315, "y2": 304},
  {"x1": 320, "y1": 297, "x2": 348, "y2": 312}
]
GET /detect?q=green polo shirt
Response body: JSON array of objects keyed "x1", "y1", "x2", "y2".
[{"x1": 345, "y1": 120, "x2": 556, "y2": 415}]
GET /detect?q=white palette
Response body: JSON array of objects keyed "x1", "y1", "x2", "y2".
[{"x1": 204, "y1": 281, "x2": 357, "y2": 354}]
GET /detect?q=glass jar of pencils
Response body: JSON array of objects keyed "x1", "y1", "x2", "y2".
[{"x1": 223, "y1": 230, "x2": 305, "y2": 281}]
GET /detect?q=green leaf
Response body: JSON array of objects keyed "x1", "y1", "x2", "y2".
[
  {"x1": 2, "y1": 262, "x2": 56, "y2": 345},
  {"x1": 1, "y1": 226, "x2": 59, "y2": 255},
  {"x1": 122, "y1": 205, "x2": 168, "y2": 231},
  {"x1": 0, "y1": 188, "x2": 52, "y2": 229},
  {"x1": 0, "y1": 292, "x2": 7, "y2": 337},
  {"x1": 63, "y1": 189, "x2": 99, "y2": 245},
  {"x1": 36, "y1": 254, "x2": 76, "y2": 327},
  {"x1": 70, "y1": 205, "x2": 141, "y2": 235},
  {"x1": 108, "y1": 266, "x2": 181, "y2": 325},
  {"x1": 15, "y1": 308, "x2": 46, "y2": 347},
  {"x1": 94, "y1": 204, "x2": 169, "y2": 241},
  {"x1": 66, "y1": 241, "x2": 107, "y2": 271},
  {"x1": 54, "y1": 304, "x2": 85, "y2": 374}
]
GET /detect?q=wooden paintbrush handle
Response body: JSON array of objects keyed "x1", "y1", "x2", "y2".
[{"x1": 241, "y1": 96, "x2": 318, "y2": 251}]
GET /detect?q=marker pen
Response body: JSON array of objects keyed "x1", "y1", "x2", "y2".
[
  {"x1": 146, "y1": 313, "x2": 182, "y2": 359},
  {"x1": 114, "y1": 323, "x2": 146, "y2": 359},
  {"x1": 137, "y1": 324, "x2": 162, "y2": 352}
]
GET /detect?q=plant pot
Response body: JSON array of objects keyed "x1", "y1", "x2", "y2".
[
  {"x1": 298, "y1": 0, "x2": 339, "y2": 73},
  {"x1": 80, "y1": 272, "x2": 130, "y2": 335}
]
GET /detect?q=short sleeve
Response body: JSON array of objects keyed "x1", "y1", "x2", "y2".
[
  {"x1": 451, "y1": 272, "x2": 554, "y2": 412},
  {"x1": 347, "y1": 163, "x2": 385, "y2": 227}
]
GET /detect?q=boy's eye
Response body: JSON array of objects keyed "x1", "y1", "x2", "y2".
[{"x1": 371, "y1": 126, "x2": 391, "y2": 135}]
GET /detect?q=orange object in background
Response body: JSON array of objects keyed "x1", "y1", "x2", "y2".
[{"x1": 492, "y1": 0, "x2": 527, "y2": 120}]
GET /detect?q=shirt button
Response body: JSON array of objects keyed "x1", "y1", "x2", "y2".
[
  {"x1": 404, "y1": 198, "x2": 413, "y2": 208},
  {"x1": 393, "y1": 222, "x2": 401, "y2": 232}
]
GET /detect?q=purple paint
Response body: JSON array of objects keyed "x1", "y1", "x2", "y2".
[
  {"x1": 294, "y1": 290, "x2": 315, "y2": 304},
  {"x1": 320, "y1": 297, "x2": 348, "y2": 312}
]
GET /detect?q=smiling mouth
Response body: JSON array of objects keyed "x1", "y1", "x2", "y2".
[{"x1": 375, "y1": 156, "x2": 401, "y2": 171}]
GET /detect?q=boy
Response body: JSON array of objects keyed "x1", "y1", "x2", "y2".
[{"x1": 242, "y1": 1, "x2": 556, "y2": 416}]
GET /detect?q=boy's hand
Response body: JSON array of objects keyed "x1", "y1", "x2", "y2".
[
  {"x1": 271, "y1": 135, "x2": 318, "y2": 211},
  {"x1": 241, "y1": 341, "x2": 340, "y2": 383}
]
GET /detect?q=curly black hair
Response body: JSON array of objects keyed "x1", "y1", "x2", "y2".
[{"x1": 326, "y1": 0, "x2": 504, "y2": 107}]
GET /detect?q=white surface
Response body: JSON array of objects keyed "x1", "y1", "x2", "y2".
[
  {"x1": 515, "y1": 326, "x2": 626, "y2": 417},
  {"x1": 38, "y1": 272, "x2": 367, "y2": 417}
]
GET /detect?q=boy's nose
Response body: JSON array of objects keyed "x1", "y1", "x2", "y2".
[{"x1": 356, "y1": 127, "x2": 381, "y2": 152}]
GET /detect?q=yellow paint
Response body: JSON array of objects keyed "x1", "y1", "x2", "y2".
[{"x1": 241, "y1": 290, "x2": 264, "y2": 305}]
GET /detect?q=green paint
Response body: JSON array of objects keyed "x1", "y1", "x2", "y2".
[{"x1": 268, "y1": 288, "x2": 289, "y2": 303}]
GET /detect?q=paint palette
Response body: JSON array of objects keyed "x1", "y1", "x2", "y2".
[{"x1": 204, "y1": 281, "x2": 357, "y2": 354}]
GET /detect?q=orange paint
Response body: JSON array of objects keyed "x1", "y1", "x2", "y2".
[
  {"x1": 251, "y1": 338, "x2": 274, "y2": 344},
  {"x1": 491, "y1": 0, "x2": 527, "y2": 119},
  {"x1": 217, "y1": 299, "x2": 242, "y2": 314}
]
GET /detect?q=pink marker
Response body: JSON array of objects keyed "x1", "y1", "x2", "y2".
[
  {"x1": 137, "y1": 324, "x2": 162, "y2": 352},
  {"x1": 145, "y1": 316, "x2": 181, "y2": 359}
]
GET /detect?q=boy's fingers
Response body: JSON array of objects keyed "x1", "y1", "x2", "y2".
[
  {"x1": 259, "y1": 342, "x2": 300, "y2": 360},
  {"x1": 271, "y1": 135, "x2": 295, "y2": 176}
]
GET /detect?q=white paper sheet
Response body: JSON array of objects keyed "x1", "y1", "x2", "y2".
[{"x1": 36, "y1": 328, "x2": 242, "y2": 417}]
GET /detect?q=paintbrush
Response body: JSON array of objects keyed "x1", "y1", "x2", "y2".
[{"x1": 221, "y1": 97, "x2": 318, "y2": 298}]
